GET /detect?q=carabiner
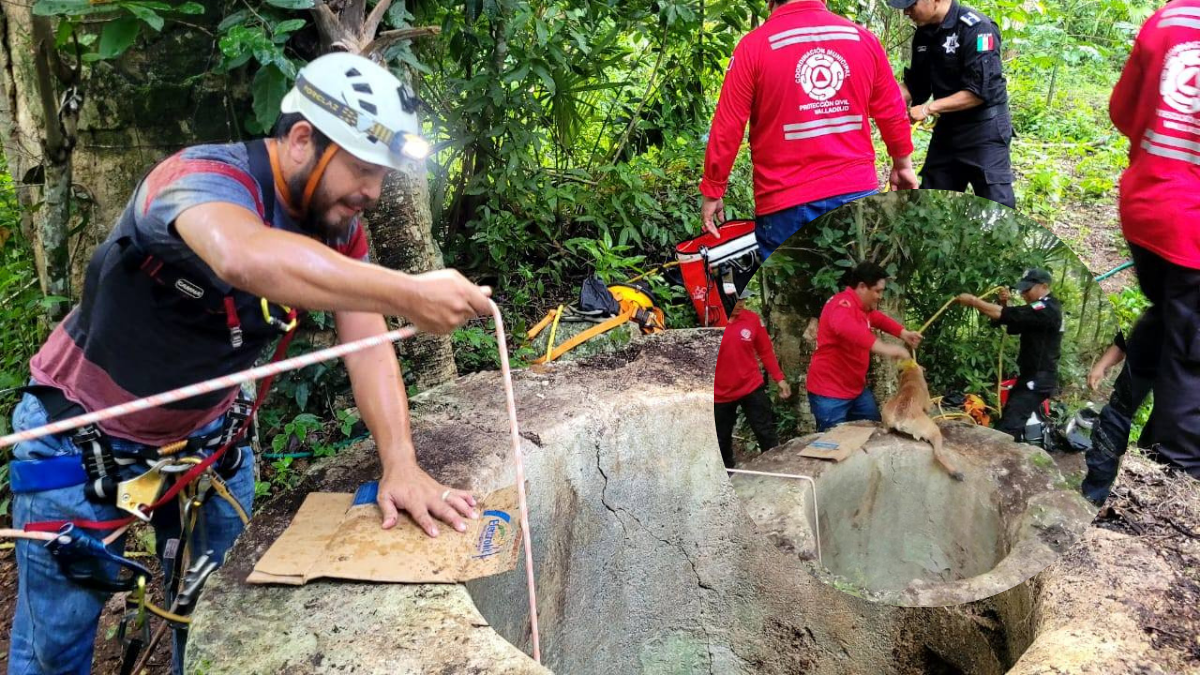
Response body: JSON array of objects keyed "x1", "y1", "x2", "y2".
[
  {"x1": 260, "y1": 297, "x2": 298, "y2": 332},
  {"x1": 46, "y1": 523, "x2": 153, "y2": 593}
]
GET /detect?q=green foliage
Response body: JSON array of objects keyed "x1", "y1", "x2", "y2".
[
  {"x1": 38, "y1": 0, "x2": 206, "y2": 62},
  {"x1": 0, "y1": 171, "x2": 52, "y2": 511},
  {"x1": 452, "y1": 321, "x2": 537, "y2": 374},
  {"x1": 269, "y1": 412, "x2": 321, "y2": 454},
  {"x1": 1108, "y1": 285, "x2": 1150, "y2": 334},
  {"x1": 215, "y1": 4, "x2": 308, "y2": 132}
]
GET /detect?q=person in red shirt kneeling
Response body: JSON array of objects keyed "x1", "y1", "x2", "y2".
[
  {"x1": 806, "y1": 262, "x2": 923, "y2": 431},
  {"x1": 714, "y1": 290, "x2": 793, "y2": 468}
]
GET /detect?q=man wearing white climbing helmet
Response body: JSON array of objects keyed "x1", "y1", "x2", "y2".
[{"x1": 7, "y1": 51, "x2": 489, "y2": 675}]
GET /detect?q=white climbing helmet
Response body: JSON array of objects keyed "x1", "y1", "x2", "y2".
[{"x1": 280, "y1": 52, "x2": 430, "y2": 170}]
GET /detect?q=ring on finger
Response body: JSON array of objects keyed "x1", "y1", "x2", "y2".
[{"x1": 441, "y1": 489, "x2": 451, "y2": 501}]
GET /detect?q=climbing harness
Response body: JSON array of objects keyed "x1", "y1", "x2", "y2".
[
  {"x1": 527, "y1": 278, "x2": 665, "y2": 365},
  {"x1": 1, "y1": 301, "x2": 542, "y2": 665}
]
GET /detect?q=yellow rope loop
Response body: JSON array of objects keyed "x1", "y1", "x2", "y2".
[
  {"x1": 144, "y1": 601, "x2": 192, "y2": 626},
  {"x1": 209, "y1": 473, "x2": 250, "y2": 525},
  {"x1": 544, "y1": 305, "x2": 565, "y2": 364},
  {"x1": 932, "y1": 412, "x2": 978, "y2": 424},
  {"x1": 625, "y1": 260, "x2": 680, "y2": 284}
]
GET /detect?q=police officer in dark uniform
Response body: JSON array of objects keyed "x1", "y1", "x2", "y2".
[
  {"x1": 889, "y1": 0, "x2": 1015, "y2": 208},
  {"x1": 957, "y1": 269, "x2": 1064, "y2": 442}
]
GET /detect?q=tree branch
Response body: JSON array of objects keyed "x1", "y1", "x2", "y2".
[
  {"x1": 363, "y1": 26, "x2": 440, "y2": 56},
  {"x1": 362, "y1": 0, "x2": 393, "y2": 40},
  {"x1": 30, "y1": 16, "x2": 64, "y2": 160},
  {"x1": 310, "y1": 1, "x2": 354, "y2": 52},
  {"x1": 341, "y1": 0, "x2": 365, "y2": 37}
]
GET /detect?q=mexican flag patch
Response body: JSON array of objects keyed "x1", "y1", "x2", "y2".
[{"x1": 977, "y1": 34, "x2": 995, "y2": 51}]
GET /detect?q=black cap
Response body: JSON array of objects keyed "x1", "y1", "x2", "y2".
[
  {"x1": 888, "y1": 0, "x2": 917, "y2": 8},
  {"x1": 1016, "y1": 268, "x2": 1052, "y2": 292}
]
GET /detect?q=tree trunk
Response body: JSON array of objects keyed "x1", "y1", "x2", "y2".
[
  {"x1": 764, "y1": 270, "x2": 818, "y2": 435},
  {"x1": 0, "y1": 0, "x2": 241, "y2": 306},
  {"x1": 367, "y1": 161, "x2": 458, "y2": 389},
  {"x1": 867, "y1": 294, "x2": 904, "y2": 403}
]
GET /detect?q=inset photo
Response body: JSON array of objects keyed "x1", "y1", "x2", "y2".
[{"x1": 718, "y1": 189, "x2": 1107, "y2": 607}]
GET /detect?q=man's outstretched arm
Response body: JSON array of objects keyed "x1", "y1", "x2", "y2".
[
  {"x1": 337, "y1": 310, "x2": 478, "y2": 536},
  {"x1": 175, "y1": 202, "x2": 491, "y2": 334}
]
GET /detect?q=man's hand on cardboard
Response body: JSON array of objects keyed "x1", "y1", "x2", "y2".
[{"x1": 378, "y1": 466, "x2": 479, "y2": 537}]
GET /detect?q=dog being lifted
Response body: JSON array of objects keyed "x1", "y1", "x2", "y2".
[{"x1": 881, "y1": 359, "x2": 965, "y2": 481}]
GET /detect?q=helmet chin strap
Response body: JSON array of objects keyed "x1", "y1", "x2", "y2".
[
  {"x1": 266, "y1": 138, "x2": 341, "y2": 231},
  {"x1": 302, "y1": 142, "x2": 341, "y2": 215}
]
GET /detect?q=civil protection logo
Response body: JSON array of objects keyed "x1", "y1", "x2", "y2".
[
  {"x1": 1161, "y1": 42, "x2": 1200, "y2": 115},
  {"x1": 740, "y1": 328, "x2": 752, "y2": 340},
  {"x1": 474, "y1": 509, "x2": 513, "y2": 559},
  {"x1": 796, "y1": 49, "x2": 848, "y2": 102}
]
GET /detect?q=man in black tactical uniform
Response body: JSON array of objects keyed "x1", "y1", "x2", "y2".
[
  {"x1": 957, "y1": 269, "x2": 1064, "y2": 442},
  {"x1": 890, "y1": 0, "x2": 1015, "y2": 208}
]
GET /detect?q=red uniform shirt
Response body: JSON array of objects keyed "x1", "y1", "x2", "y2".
[
  {"x1": 714, "y1": 309, "x2": 785, "y2": 404},
  {"x1": 806, "y1": 288, "x2": 903, "y2": 399},
  {"x1": 700, "y1": 1, "x2": 913, "y2": 216},
  {"x1": 1110, "y1": 0, "x2": 1200, "y2": 270}
]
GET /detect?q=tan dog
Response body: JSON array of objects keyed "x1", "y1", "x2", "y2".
[{"x1": 881, "y1": 360, "x2": 965, "y2": 481}]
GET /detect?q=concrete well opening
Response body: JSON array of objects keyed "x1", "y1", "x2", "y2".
[
  {"x1": 811, "y1": 443, "x2": 1008, "y2": 596},
  {"x1": 186, "y1": 332, "x2": 1108, "y2": 674},
  {"x1": 734, "y1": 421, "x2": 1095, "y2": 608}
]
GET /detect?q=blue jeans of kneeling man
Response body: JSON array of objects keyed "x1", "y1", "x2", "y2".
[
  {"x1": 807, "y1": 389, "x2": 881, "y2": 433},
  {"x1": 7, "y1": 387, "x2": 255, "y2": 675}
]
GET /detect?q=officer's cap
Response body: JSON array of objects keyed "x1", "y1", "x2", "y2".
[
  {"x1": 887, "y1": 0, "x2": 918, "y2": 8},
  {"x1": 1016, "y1": 268, "x2": 1053, "y2": 292}
]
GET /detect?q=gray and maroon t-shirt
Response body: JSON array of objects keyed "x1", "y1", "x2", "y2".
[{"x1": 30, "y1": 142, "x2": 369, "y2": 444}]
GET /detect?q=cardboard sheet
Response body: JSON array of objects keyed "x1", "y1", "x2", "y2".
[
  {"x1": 248, "y1": 483, "x2": 523, "y2": 585},
  {"x1": 798, "y1": 425, "x2": 876, "y2": 462}
]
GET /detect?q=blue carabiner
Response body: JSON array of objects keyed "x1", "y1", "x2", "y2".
[{"x1": 45, "y1": 523, "x2": 152, "y2": 593}]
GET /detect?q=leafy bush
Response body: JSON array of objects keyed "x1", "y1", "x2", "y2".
[{"x1": 0, "y1": 172, "x2": 53, "y2": 516}]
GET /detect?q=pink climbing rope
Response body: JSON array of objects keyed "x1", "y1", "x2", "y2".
[
  {"x1": 0, "y1": 326, "x2": 418, "y2": 449},
  {"x1": 488, "y1": 300, "x2": 542, "y2": 663},
  {"x1": 0, "y1": 303, "x2": 542, "y2": 664}
]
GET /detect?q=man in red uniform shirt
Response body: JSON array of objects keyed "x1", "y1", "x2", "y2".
[
  {"x1": 699, "y1": 0, "x2": 918, "y2": 259},
  {"x1": 1103, "y1": 0, "x2": 1200, "y2": 479},
  {"x1": 806, "y1": 262, "x2": 922, "y2": 431},
  {"x1": 714, "y1": 291, "x2": 793, "y2": 467}
]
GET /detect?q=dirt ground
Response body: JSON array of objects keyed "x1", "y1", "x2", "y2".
[{"x1": 1089, "y1": 454, "x2": 1200, "y2": 663}]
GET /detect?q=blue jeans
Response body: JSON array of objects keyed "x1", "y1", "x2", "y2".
[
  {"x1": 8, "y1": 389, "x2": 255, "y2": 675},
  {"x1": 755, "y1": 189, "x2": 878, "y2": 259},
  {"x1": 807, "y1": 389, "x2": 881, "y2": 432}
]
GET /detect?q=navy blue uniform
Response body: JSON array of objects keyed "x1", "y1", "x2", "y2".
[
  {"x1": 993, "y1": 293, "x2": 1063, "y2": 440},
  {"x1": 904, "y1": 2, "x2": 1014, "y2": 207}
]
